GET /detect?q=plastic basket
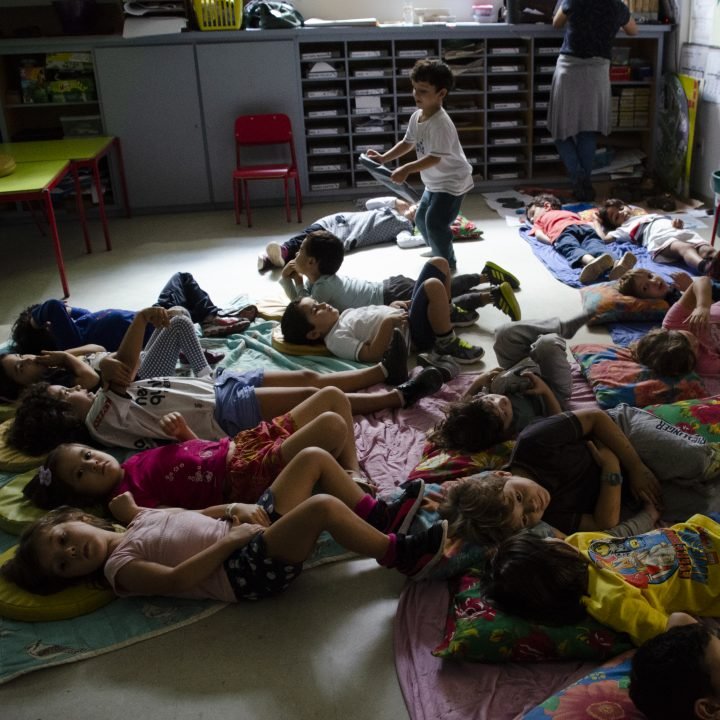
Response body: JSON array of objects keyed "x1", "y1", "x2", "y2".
[{"x1": 193, "y1": 0, "x2": 242, "y2": 30}]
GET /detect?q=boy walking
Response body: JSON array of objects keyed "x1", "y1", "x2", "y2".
[
  {"x1": 280, "y1": 259, "x2": 485, "y2": 366},
  {"x1": 366, "y1": 59, "x2": 474, "y2": 271},
  {"x1": 526, "y1": 193, "x2": 637, "y2": 284},
  {"x1": 277, "y1": 230, "x2": 521, "y2": 321}
]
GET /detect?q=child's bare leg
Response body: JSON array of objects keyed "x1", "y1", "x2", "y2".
[
  {"x1": 284, "y1": 387, "x2": 359, "y2": 470},
  {"x1": 423, "y1": 278, "x2": 453, "y2": 335},
  {"x1": 262, "y1": 495, "x2": 389, "y2": 564},
  {"x1": 659, "y1": 241, "x2": 706, "y2": 271},
  {"x1": 262, "y1": 366, "x2": 386, "y2": 391},
  {"x1": 426, "y1": 257, "x2": 452, "y2": 297}
]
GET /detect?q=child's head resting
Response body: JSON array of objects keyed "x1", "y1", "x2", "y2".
[
  {"x1": 630, "y1": 623, "x2": 720, "y2": 720},
  {"x1": 484, "y1": 532, "x2": 589, "y2": 625},
  {"x1": 525, "y1": 193, "x2": 562, "y2": 223},
  {"x1": 597, "y1": 198, "x2": 633, "y2": 230},
  {"x1": 1, "y1": 506, "x2": 117, "y2": 595},
  {"x1": 23, "y1": 443, "x2": 122, "y2": 510},
  {"x1": 0, "y1": 352, "x2": 73, "y2": 402},
  {"x1": 631, "y1": 327, "x2": 697, "y2": 377},
  {"x1": 280, "y1": 298, "x2": 340, "y2": 345},
  {"x1": 616, "y1": 268, "x2": 670, "y2": 299},
  {"x1": 8, "y1": 383, "x2": 93, "y2": 456},
  {"x1": 429, "y1": 394, "x2": 515, "y2": 452},
  {"x1": 437, "y1": 470, "x2": 550, "y2": 545},
  {"x1": 410, "y1": 58, "x2": 454, "y2": 94},
  {"x1": 296, "y1": 230, "x2": 344, "y2": 276},
  {"x1": 11, "y1": 304, "x2": 56, "y2": 355}
]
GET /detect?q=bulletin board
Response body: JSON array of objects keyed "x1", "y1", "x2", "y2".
[
  {"x1": 680, "y1": 43, "x2": 720, "y2": 104},
  {"x1": 689, "y1": 0, "x2": 720, "y2": 48}
]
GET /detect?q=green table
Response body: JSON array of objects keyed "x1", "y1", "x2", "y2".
[
  {"x1": 0, "y1": 137, "x2": 130, "y2": 252},
  {"x1": 0, "y1": 160, "x2": 90, "y2": 297}
]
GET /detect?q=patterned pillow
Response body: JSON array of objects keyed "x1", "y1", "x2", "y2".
[
  {"x1": 433, "y1": 573, "x2": 632, "y2": 663},
  {"x1": 0, "y1": 419, "x2": 46, "y2": 472},
  {"x1": 646, "y1": 396, "x2": 720, "y2": 442},
  {"x1": 451, "y1": 215, "x2": 483, "y2": 240},
  {"x1": 580, "y1": 282, "x2": 668, "y2": 325},
  {"x1": 572, "y1": 343, "x2": 707, "y2": 409},
  {"x1": 406, "y1": 440, "x2": 513, "y2": 484},
  {"x1": 523, "y1": 650, "x2": 642, "y2": 719}
]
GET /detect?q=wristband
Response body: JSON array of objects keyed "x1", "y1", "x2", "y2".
[
  {"x1": 225, "y1": 503, "x2": 237, "y2": 520},
  {"x1": 602, "y1": 472, "x2": 623, "y2": 486}
]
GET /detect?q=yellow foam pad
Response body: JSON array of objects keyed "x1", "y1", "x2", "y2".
[
  {"x1": 0, "y1": 154, "x2": 16, "y2": 177},
  {"x1": 0, "y1": 470, "x2": 45, "y2": 534},
  {"x1": 256, "y1": 298, "x2": 289, "y2": 322},
  {"x1": 0, "y1": 545, "x2": 115, "y2": 621},
  {"x1": 271, "y1": 325, "x2": 331, "y2": 356},
  {"x1": 0, "y1": 419, "x2": 46, "y2": 472}
]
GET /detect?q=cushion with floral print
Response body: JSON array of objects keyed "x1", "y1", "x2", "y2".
[
  {"x1": 580, "y1": 281, "x2": 668, "y2": 325},
  {"x1": 572, "y1": 343, "x2": 707, "y2": 409},
  {"x1": 432, "y1": 573, "x2": 632, "y2": 663},
  {"x1": 645, "y1": 396, "x2": 720, "y2": 442},
  {"x1": 522, "y1": 650, "x2": 643, "y2": 719}
]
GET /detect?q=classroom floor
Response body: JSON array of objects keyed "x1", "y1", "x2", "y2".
[{"x1": 0, "y1": 192, "x2": 664, "y2": 719}]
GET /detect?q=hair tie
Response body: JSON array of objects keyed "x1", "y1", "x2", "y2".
[{"x1": 38, "y1": 466, "x2": 52, "y2": 487}]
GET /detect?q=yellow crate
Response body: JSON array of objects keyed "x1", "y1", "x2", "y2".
[{"x1": 193, "y1": 0, "x2": 242, "y2": 30}]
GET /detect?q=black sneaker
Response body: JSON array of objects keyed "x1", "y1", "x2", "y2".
[
  {"x1": 417, "y1": 351, "x2": 460, "y2": 381},
  {"x1": 397, "y1": 367, "x2": 443, "y2": 408},
  {"x1": 381, "y1": 328, "x2": 409, "y2": 385},
  {"x1": 449, "y1": 303, "x2": 479, "y2": 327},
  {"x1": 394, "y1": 520, "x2": 448, "y2": 580},
  {"x1": 367, "y1": 479, "x2": 425, "y2": 534}
]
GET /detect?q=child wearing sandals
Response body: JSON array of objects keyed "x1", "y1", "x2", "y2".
[
  {"x1": 2, "y1": 448, "x2": 448, "y2": 600},
  {"x1": 8, "y1": 307, "x2": 443, "y2": 456}
]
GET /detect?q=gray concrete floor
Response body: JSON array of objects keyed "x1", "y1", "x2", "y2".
[{"x1": 1, "y1": 192, "x2": 689, "y2": 718}]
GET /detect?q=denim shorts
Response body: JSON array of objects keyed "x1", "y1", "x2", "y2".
[
  {"x1": 408, "y1": 262, "x2": 446, "y2": 351},
  {"x1": 223, "y1": 489, "x2": 302, "y2": 601},
  {"x1": 213, "y1": 367, "x2": 265, "y2": 436}
]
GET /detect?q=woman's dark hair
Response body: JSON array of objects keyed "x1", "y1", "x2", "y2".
[
  {"x1": 483, "y1": 532, "x2": 589, "y2": 626},
  {"x1": 11, "y1": 304, "x2": 56, "y2": 355},
  {"x1": 304, "y1": 230, "x2": 345, "y2": 276},
  {"x1": 1, "y1": 506, "x2": 116, "y2": 595},
  {"x1": 632, "y1": 328, "x2": 696, "y2": 377},
  {"x1": 280, "y1": 299, "x2": 320, "y2": 345},
  {"x1": 8, "y1": 382, "x2": 91, "y2": 456},
  {"x1": 23, "y1": 444, "x2": 103, "y2": 510},
  {"x1": 597, "y1": 198, "x2": 626, "y2": 230},
  {"x1": 429, "y1": 397, "x2": 511, "y2": 452},
  {"x1": 630, "y1": 623, "x2": 716, "y2": 720}
]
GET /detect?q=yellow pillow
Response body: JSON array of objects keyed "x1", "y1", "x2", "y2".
[
  {"x1": 0, "y1": 545, "x2": 115, "y2": 621},
  {"x1": 271, "y1": 324, "x2": 331, "y2": 356},
  {"x1": 256, "y1": 298, "x2": 288, "y2": 322},
  {"x1": 0, "y1": 419, "x2": 46, "y2": 472},
  {"x1": 0, "y1": 153, "x2": 16, "y2": 177},
  {"x1": 0, "y1": 470, "x2": 45, "y2": 534}
]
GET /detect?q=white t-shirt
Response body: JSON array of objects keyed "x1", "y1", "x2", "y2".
[
  {"x1": 403, "y1": 108, "x2": 474, "y2": 195},
  {"x1": 324, "y1": 305, "x2": 405, "y2": 361},
  {"x1": 85, "y1": 376, "x2": 225, "y2": 450}
]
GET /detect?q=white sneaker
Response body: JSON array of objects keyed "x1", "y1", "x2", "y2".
[
  {"x1": 420, "y1": 249, "x2": 434, "y2": 258},
  {"x1": 396, "y1": 230, "x2": 426, "y2": 249}
]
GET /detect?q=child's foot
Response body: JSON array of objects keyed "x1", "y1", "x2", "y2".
[
  {"x1": 450, "y1": 303, "x2": 479, "y2": 327},
  {"x1": 394, "y1": 520, "x2": 448, "y2": 580},
  {"x1": 578, "y1": 253, "x2": 614, "y2": 284},
  {"x1": 368, "y1": 479, "x2": 425, "y2": 534},
  {"x1": 435, "y1": 335, "x2": 485, "y2": 364},
  {"x1": 396, "y1": 367, "x2": 444, "y2": 408},
  {"x1": 558, "y1": 312, "x2": 592, "y2": 339},
  {"x1": 490, "y1": 282, "x2": 521, "y2": 321},
  {"x1": 608, "y1": 251, "x2": 637, "y2": 281},
  {"x1": 381, "y1": 328, "x2": 409, "y2": 385},
  {"x1": 417, "y1": 351, "x2": 461, "y2": 381},
  {"x1": 265, "y1": 242, "x2": 287, "y2": 268},
  {"x1": 482, "y1": 261, "x2": 520, "y2": 290},
  {"x1": 706, "y1": 252, "x2": 720, "y2": 280},
  {"x1": 257, "y1": 254, "x2": 274, "y2": 273}
]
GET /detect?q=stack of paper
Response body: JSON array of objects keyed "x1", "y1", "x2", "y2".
[{"x1": 122, "y1": 1, "x2": 187, "y2": 37}]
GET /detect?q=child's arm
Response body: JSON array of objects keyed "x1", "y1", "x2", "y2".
[
  {"x1": 279, "y1": 260, "x2": 307, "y2": 300},
  {"x1": 391, "y1": 155, "x2": 440, "y2": 185},
  {"x1": 463, "y1": 368, "x2": 503, "y2": 398},
  {"x1": 111, "y1": 307, "x2": 169, "y2": 391},
  {"x1": 522, "y1": 373, "x2": 563, "y2": 416},
  {"x1": 670, "y1": 271, "x2": 693, "y2": 291},
  {"x1": 577, "y1": 440, "x2": 623, "y2": 531},
  {"x1": 98, "y1": 353, "x2": 134, "y2": 389},
  {"x1": 36, "y1": 350, "x2": 101, "y2": 390},
  {"x1": 113, "y1": 521, "x2": 265, "y2": 596},
  {"x1": 366, "y1": 140, "x2": 413, "y2": 165},
  {"x1": 532, "y1": 225, "x2": 551, "y2": 244},
  {"x1": 357, "y1": 315, "x2": 406, "y2": 362},
  {"x1": 66, "y1": 344, "x2": 106, "y2": 355},
  {"x1": 676, "y1": 275, "x2": 712, "y2": 335},
  {"x1": 159, "y1": 412, "x2": 198, "y2": 441},
  {"x1": 108, "y1": 491, "x2": 142, "y2": 525},
  {"x1": 199, "y1": 502, "x2": 271, "y2": 526}
]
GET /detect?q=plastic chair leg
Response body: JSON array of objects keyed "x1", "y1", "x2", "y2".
[
  {"x1": 244, "y1": 180, "x2": 252, "y2": 227},
  {"x1": 295, "y1": 177, "x2": 302, "y2": 223},
  {"x1": 284, "y1": 179, "x2": 291, "y2": 222},
  {"x1": 233, "y1": 178, "x2": 242, "y2": 224},
  {"x1": 712, "y1": 202, "x2": 720, "y2": 248}
]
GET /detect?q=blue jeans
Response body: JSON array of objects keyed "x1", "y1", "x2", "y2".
[
  {"x1": 414, "y1": 190, "x2": 465, "y2": 270},
  {"x1": 554, "y1": 131, "x2": 597, "y2": 185},
  {"x1": 554, "y1": 225, "x2": 610, "y2": 267},
  {"x1": 154, "y1": 272, "x2": 219, "y2": 325}
]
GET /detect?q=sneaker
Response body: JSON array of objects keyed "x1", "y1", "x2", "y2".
[
  {"x1": 450, "y1": 303, "x2": 479, "y2": 327},
  {"x1": 435, "y1": 335, "x2": 485, "y2": 364},
  {"x1": 201, "y1": 316, "x2": 250, "y2": 338},
  {"x1": 394, "y1": 520, "x2": 448, "y2": 580},
  {"x1": 482, "y1": 261, "x2": 520, "y2": 290},
  {"x1": 490, "y1": 282, "x2": 521, "y2": 321},
  {"x1": 257, "y1": 254, "x2": 273, "y2": 273},
  {"x1": 396, "y1": 230, "x2": 426, "y2": 249},
  {"x1": 397, "y1": 367, "x2": 444, "y2": 408},
  {"x1": 381, "y1": 328, "x2": 409, "y2": 386},
  {"x1": 578, "y1": 253, "x2": 614, "y2": 285},
  {"x1": 608, "y1": 251, "x2": 638, "y2": 281},
  {"x1": 417, "y1": 351, "x2": 461, "y2": 381},
  {"x1": 368, "y1": 479, "x2": 425, "y2": 534},
  {"x1": 265, "y1": 242, "x2": 286, "y2": 268}
]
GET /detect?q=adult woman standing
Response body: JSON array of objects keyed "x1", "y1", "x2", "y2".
[{"x1": 549, "y1": 0, "x2": 637, "y2": 201}]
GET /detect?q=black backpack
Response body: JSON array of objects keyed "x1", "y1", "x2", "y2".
[{"x1": 243, "y1": 0, "x2": 304, "y2": 29}]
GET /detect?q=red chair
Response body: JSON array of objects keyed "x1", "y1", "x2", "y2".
[{"x1": 233, "y1": 113, "x2": 302, "y2": 227}]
